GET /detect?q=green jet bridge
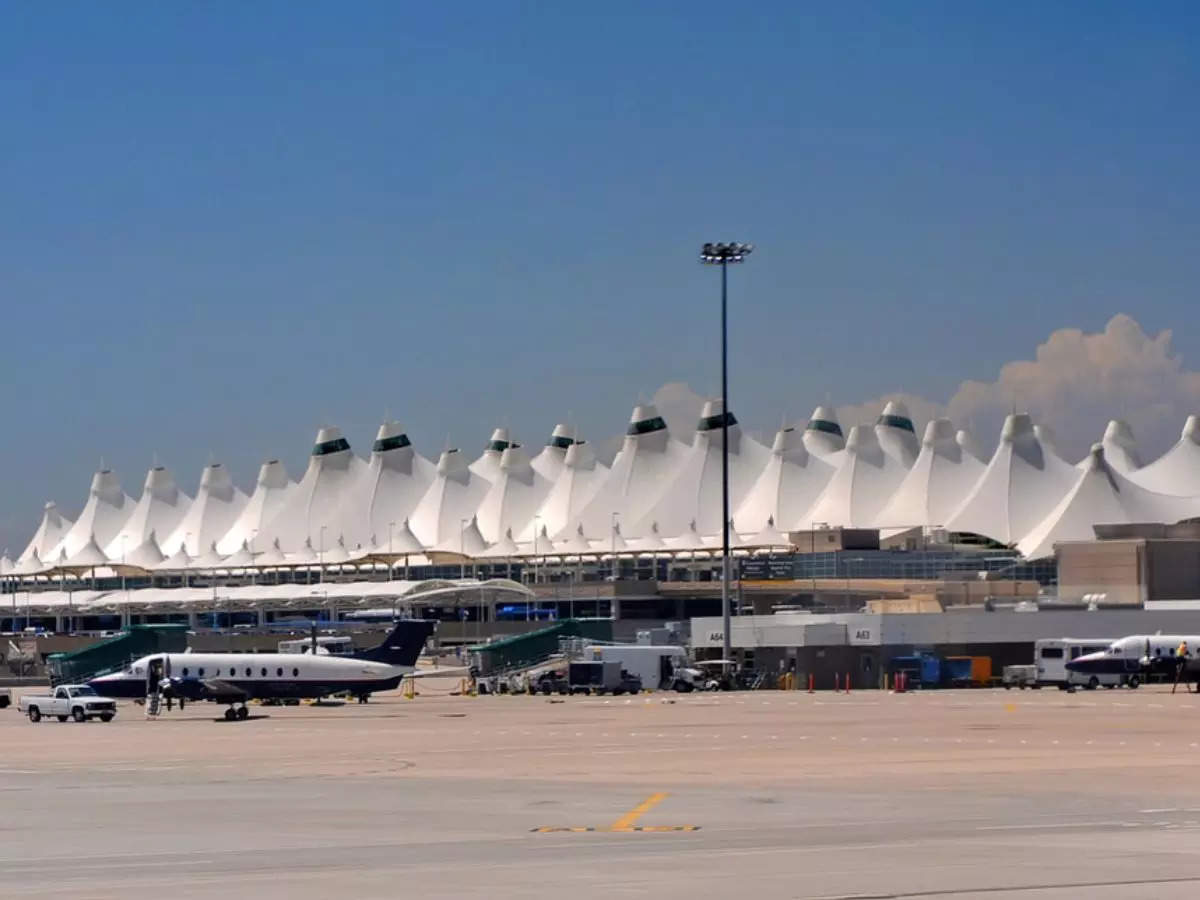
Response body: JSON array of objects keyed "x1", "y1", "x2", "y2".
[
  {"x1": 46, "y1": 624, "x2": 189, "y2": 686},
  {"x1": 469, "y1": 618, "x2": 613, "y2": 676}
]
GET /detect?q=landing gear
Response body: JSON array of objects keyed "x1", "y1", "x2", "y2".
[
  {"x1": 357, "y1": 694, "x2": 369, "y2": 704},
  {"x1": 224, "y1": 704, "x2": 250, "y2": 721}
]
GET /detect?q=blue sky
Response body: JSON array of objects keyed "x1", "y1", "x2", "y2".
[{"x1": 2, "y1": 2, "x2": 1198, "y2": 551}]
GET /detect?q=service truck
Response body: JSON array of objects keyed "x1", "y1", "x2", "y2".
[{"x1": 18, "y1": 685, "x2": 118, "y2": 723}]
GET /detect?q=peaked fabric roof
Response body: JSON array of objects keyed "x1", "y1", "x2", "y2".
[
  {"x1": 1130, "y1": 416, "x2": 1200, "y2": 494},
  {"x1": 805, "y1": 424, "x2": 913, "y2": 528},
  {"x1": 18, "y1": 502, "x2": 73, "y2": 564},
  {"x1": 217, "y1": 459, "x2": 293, "y2": 554},
  {"x1": 529, "y1": 440, "x2": 608, "y2": 540},
  {"x1": 257, "y1": 427, "x2": 365, "y2": 553},
  {"x1": 1018, "y1": 444, "x2": 1199, "y2": 559},
  {"x1": 469, "y1": 427, "x2": 513, "y2": 485},
  {"x1": 49, "y1": 469, "x2": 133, "y2": 560},
  {"x1": 162, "y1": 463, "x2": 248, "y2": 556},
  {"x1": 946, "y1": 413, "x2": 1079, "y2": 544},
  {"x1": 340, "y1": 421, "x2": 437, "y2": 549},
  {"x1": 474, "y1": 445, "x2": 553, "y2": 544},
  {"x1": 803, "y1": 405, "x2": 845, "y2": 458},
  {"x1": 634, "y1": 399, "x2": 771, "y2": 537},
  {"x1": 874, "y1": 418, "x2": 986, "y2": 528},
  {"x1": 121, "y1": 532, "x2": 166, "y2": 570},
  {"x1": 105, "y1": 465, "x2": 191, "y2": 559},
  {"x1": 1090, "y1": 419, "x2": 1142, "y2": 475},
  {"x1": 735, "y1": 426, "x2": 836, "y2": 532},
  {"x1": 409, "y1": 447, "x2": 492, "y2": 547},
  {"x1": 432, "y1": 514, "x2": 488, "y2": 556},
  {"x1": 530, "y1": 423, "x2": 576, "y2": 480},
  {"x1": 568, "y1": 403, "x2": 689, "y2": 539}
]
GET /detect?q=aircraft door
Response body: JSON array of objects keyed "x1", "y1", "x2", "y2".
[{"x1": 146, "y1": 656, "x2": 164, "y2": 695}]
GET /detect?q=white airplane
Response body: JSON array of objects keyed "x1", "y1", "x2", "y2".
[
  {"x1": 1066, "y1": 634, "x2": 1200, "y2": 688},
  {"x1": 89, "y1": 620, "x2": 438, "y2": 720}
]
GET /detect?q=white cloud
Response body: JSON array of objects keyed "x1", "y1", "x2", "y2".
[{"x1": 944, "y1": 314, "x2": 1200, "y2": 461}]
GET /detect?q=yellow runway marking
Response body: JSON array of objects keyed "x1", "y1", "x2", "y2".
[
  {"x1": 609, "y1": 792, "x2": 668, "y2": 832},
  {"x1": 531, "y1": 791, "x2": 699, "y2": 834}
]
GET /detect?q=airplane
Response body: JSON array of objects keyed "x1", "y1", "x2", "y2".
[
  {"x1": 89, "y1": 619, "x2": 438, "y2": 720},
  {"x1": 1066, "y1": 634, "x2": 1200, "y2": 690}
]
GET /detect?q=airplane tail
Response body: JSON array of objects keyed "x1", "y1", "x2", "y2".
[{"x1": 359, "y1": 619, "x2": 437, "y2": 667}]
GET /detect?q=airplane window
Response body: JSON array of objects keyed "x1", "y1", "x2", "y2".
[
  {"x1": 230, "y1": 668, "x2": 236, "y2": 677},
  {"x1": 292, "y1": 667, "x2": 299, "y2": 677},
  {"x1": 182, "y1": 667, "x2": 189, "y2": 676},
  {"x1": 245, "y1": 667, "x2": 251, "y2": 677},
  {"x1": 276, "y1": 667, "x2": 283, "y2": 677},
  {"x1": 198, "y1": 668, "x2": 205, "y2": 676},
  {"x1": 261, "y1": 667, "x2": 267, "y2": 677}
]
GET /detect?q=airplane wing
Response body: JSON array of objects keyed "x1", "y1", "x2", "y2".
[
  {"x1": 198, "y1": 678, "x2": 249, "y2": 701},
  {"x1": 410, "y1": 666, "x2": 470, "y2": 679}
]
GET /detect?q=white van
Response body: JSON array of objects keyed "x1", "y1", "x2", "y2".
[{"x1": 1035, "y1": 637, "x2": 1131, "y2": 689}]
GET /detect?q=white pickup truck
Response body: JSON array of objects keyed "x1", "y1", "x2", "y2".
[{"x1": 18, "y1": 685, "x2": 118, "y2": 723}]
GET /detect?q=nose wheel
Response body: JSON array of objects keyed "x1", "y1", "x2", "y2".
[{"x1": 224, "y1": 704, "x2": 250, "y2": 721}]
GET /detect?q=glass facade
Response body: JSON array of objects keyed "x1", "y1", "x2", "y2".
[
  {"x1": 697, "y1": 411, "x2": 738, "y2": 431},
  {"x1": 806, "y1": 419, "x2": 843, "y2": 437},
  {"x1": 876, "y1": 413, "x2": 916, "y2": 433},
  {"x1": 626, "y1": 416, "x2": 667, "y2": 436},
  {"x1": 311, "y1": 437, "x2": 351, "y2": 456},
  {"x1": 372, "y1": 433, "x2": 412, "y2": 453}
]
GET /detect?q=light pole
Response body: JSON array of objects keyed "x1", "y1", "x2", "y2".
[
  {"x1": 388, "y1": 521, "x2": 396, "y2": 583},
  {"x1": 459, "y1": 518, "x2": 468, "y2": 580},
  {"x1": 610, "y1": 511, "x2": 619, "y2": 582},
  {"x1": 700, "y1": 241, "x2": 753, "y2": 665},
  {"x1": 318, "y1": 525, "x2": 327, "y2": 585}
]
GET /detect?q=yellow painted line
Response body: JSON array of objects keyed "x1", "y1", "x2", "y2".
[{"x1": 609, "y1": 792, "x2": 668, "y2": 832}]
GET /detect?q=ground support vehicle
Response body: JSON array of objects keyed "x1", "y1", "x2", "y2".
[
  {"x1": 19, "y1": 685, "x2": 118, "y2": 722},
  {"x1": 1002, "y1": 665, "x2": 1039, "y2": 689}
]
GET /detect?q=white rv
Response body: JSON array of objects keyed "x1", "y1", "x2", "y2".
[{"x1": 1035, "y1": 637, "x2": 1130, "y2": 689}]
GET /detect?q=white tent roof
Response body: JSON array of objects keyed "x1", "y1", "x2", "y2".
[
  {"x1": 1086, "y1": 419, "x2": 1142, "y2": 475},
  {"x1": 623, "y1": 523, "x2": 668, "y2": 553},
  {"x1": 874, "y1": 418, "x2": 986, "y2": 528},
  {"x1": 735, "y1": 426, "x2": 836, "y2": 532},
  {"x1": 432, "y1": 514, "x2": 488, "y2": 557},
  {"x1": 62, "y1": 534, "x2": 111, "y2": 570},
  {"x1": 804, "y1": 424, "x2": 912, "y2": 528},
  {"x1": 555, "y1": 524, "x2": 597, "y2": 557},
  {"x1": 216, "y1": 459, "x2": 293, "y2": 554},
  {"x1": 49, "y1": 469, "x2": 133, "y2": 560},
  {"x1": 339, "y1": 421, "x2": 436, "y2": 549},
  {"x1": 220, "y1": 542, "x2": 257, "y2": 569},
  {"x1": 874, "y1": 399, "x2": 920, "y2": 468},
  {"x1": 370, "y1": 517, "x2": 425, "y2": 555},
  {"x1": 0, "y1": 555, "x2": 12, "y2": 576},
  {"x1": 254, "y1": 538, "x2": 291, "y2": 568},
  {"x1": 104, "y1": 465, "x2": 191, "y2": 559},
  {"x1": 257, "y1": 427, "x2": 365, "y2": 553},
  {"x1": 154, "y1": 544, "x2": 193, "y2": 572},
  {"x1": 474, "y1": 445, "x2": 553, "y2": 544},
  {"x1": 634, "y1": 399, "x2": 771, "y2": 537},
  {"x1": 409, "y1": 447, "x2": 492, "y2": 547},
  {"x1": 469, "y1": 427, "x2": 513, "y2": 485},
  {"x1": 743, "y1": 516, "x2": 792, "y2": 549},
  {"x1": 12, "y1": 549, "x2": 48, "y2": 577},
  {"x1": 802, "y1": 405, "x2": 845, "y2": 458},
  {"x1": 188, "y1": 542, "x2": 227, "y2": 570},
  {"x1": 1130, "y1": 416, "x2": 1200, "y2": 494},
  {"x1": 957, "y1": 429, "x2": 986, "y2": 463},
  {"x1": 946, "y1": 414, "x2": 1079, "y2": 545},
  {"x1": 528, "y1": 440, "x2": 608, "y2": 540},
  {"x1": 477, "y1": 527, "x2": 521, "y2": 560},
  {"x1": 18, "y1": 502, "x2": 72, "y2": 564},
  {"x1": 564, "y1": 405, "x2": 685, "y2": 539},
  {"x1": 530, "y1": 423, "x2": 577, "y2": 481},
  {"x1": 122, "y1": 532, "x2": 165, "y2": 570},
  {"x1": 162, "y1": 463, "x2": 248, "y2": 556},
  {"x1": 319, "y1": 535, "x2": 353, "y2": 565},
  {"x1": 1018, "y1": 444, "x2": 1199, "y2": 559},
  {"x1": 1034, "y1": 423, "x2": 1072, "y2": 467}
]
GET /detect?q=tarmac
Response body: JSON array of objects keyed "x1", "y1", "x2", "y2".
[{"x1": 5, "y1": 682, "x2": 1200, "y2": 899}]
